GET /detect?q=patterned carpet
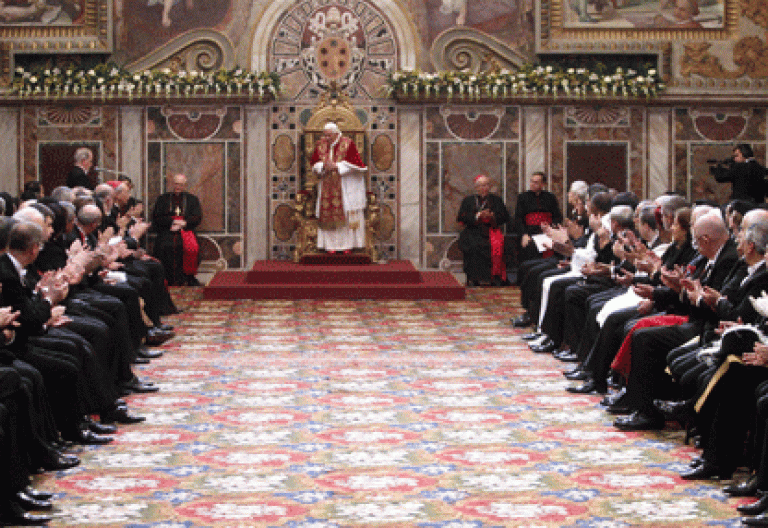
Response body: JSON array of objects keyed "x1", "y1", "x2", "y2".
[{"x1": 36, "y1": 286, "x2": 746, "y2": 527}]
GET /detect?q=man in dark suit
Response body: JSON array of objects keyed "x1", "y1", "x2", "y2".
[
  {"x1": 66, "y1": 147, "x2": 96, "y2": 190},
  {"x1": 712, "y1": 143, "x2": 767, "y2": 203},
  {"x1": 512, "y1": 172, "x2": 563, "y2": 266},
  {"x1": 614, "y1": 212, "x2": 740, "y2": 430}
]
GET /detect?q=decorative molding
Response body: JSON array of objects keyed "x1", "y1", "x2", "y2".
[
  {"x1": 125, "y1": 29, "x2": 235, "y2": 74},
  {"x1": 431, "y1": 28, "x2": 532, "y2": 74}
]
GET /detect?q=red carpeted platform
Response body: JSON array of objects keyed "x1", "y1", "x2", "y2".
[{"x1": 203, "y1": 259, "x2": 466, "y2": 300}]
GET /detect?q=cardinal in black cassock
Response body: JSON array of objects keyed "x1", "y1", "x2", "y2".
[
  {"x1": 457, "y1": 174, "x2": 511, "y2": 287},
  {"x1": 151, "y1": 174, "x2": 202, "y2": 286}
]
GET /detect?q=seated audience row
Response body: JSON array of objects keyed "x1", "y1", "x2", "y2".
[
  {"x1": 513, "y1": 188, "x2": 768, "y2": 526},
  {"x1": 0, "y1": 183, "x2": 178, "y2": 526}
]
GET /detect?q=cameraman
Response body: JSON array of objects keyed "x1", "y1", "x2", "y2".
[{"x1": 711, "y1": 143, "x2": 767, "y2": 202}]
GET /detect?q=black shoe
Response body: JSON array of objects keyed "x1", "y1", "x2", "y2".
[
  {"x1": 145, "y1": 328, "x2": 174, "y2": 346},
  {"x1": 743, "y1": 513, "x2": 768, "y2": 526},
  {"x1": 101, "y1": 406, "x2": 146, "y2": 425},
  {"x1": 738, "y1": 493, "x2": 768, "y2": 515},
  {"x1": 724, "y1": 476, "x2": 761, "y2": 497},
  {"x1": 567, "y1": 379, "x2": 608, "y2": 395},
  {"x1": 565, "y1": 369, "x2": 590, "y2": 381},
  {"x1": 653, "y1": 399, "x2": 694, "y2": 422},
  {"x1": 22, "y1": 488, "x2": 52, "y2": 502},
  {"x1": 601, "y1": 387, "x2": 626, "y2": 407},
  {"x1": 679, "y1": 461, "x2": 732, "y2": 480},
  {"x1": 689, "y1": 456, "x2": 704, "y2": 468},
  {"x1": 14, "y1": 492, "x2": 52, "y2": 512},
  {"x1": 84, "y1": 416, "x2": 117, "y2": 435},
  {"x1": 530, "y1": 339, "x2": 557, "y2": 354},
  {"x1": 521, "y1": 332, "x2": 543, "y2": 341},
  {"x1": 511, "y1": 314, "x2": 532, "y2": 327},
  {"x1": 132, "y1": 356, "x2": 151, "y2": 365},
  {"x1": 614, "y1": 411, "x2": 665, "y2": 430},
  {"x1": 121, "y1": 377, "x2": 159, "y2": 394},
  {"x1": 491, "y1": 276, "x2": 504, "y2": 287},
  {"x1": 137, "y1": 346, "x2": 163, "y2": 359},
  {"x1": 67, "y1": 428, "x2": 114, "y2": 445},
  {"x1": 466, "y1": 280, "x2": 478, "y2": 287},
  {"x1": 555, "y1": 350, "x2": 579, "y2": 362},
  {"x1": 0, "y1": 500, "x2": 52, "y2": 526},
  {"x1": 158, "y1": 324, "x2": 174, "y2": 332},
  {"x1": 36, "y1": 448, "x2": 80, "y2": 471}
]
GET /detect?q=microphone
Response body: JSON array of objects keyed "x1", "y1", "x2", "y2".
[{"x1": 92, "y1": 166, "x2": 129, "y2": 176}]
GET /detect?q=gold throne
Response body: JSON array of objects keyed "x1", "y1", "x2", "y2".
[{"x1": 293, "y1": 88, "x2": 381, "y2": 263}]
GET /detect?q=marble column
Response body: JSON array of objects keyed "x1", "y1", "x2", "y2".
[
  {"x1": 522, "y1": 106, "x2": 547, "y2": 191},
  {"x1": 245, "y1": 105, "x2": 270, "y2": 266},
  {"x1": 398, "y1": 108, "x2": 422, "y2": 267},
  {"x1": 119, "y1": 106, "x2": 143, "y2": 193},
  {"x1": 648, "y1": 108, "x2": 671, "y2": 199},
  {"x1": 0, "y1": 108, "x2": 20, "y2": 195}
]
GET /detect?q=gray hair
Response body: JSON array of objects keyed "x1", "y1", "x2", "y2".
[
  {"x1": 51, "y1": 186, "x2": 75, "y2": 203},
  {"x1": 569, "y1": 180, "x2": 589, "y2": 203},
  {"x1": 77, "y1": 204, "x2": 102, "y2": 226},
  {"x1": 744, "y1": 220, "x2": 768, "y2": 255},
  {"x1": 74, "y1": 147, "x2": 93, "y2": 163}
]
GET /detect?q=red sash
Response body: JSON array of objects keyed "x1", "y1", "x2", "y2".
[
  {"x1": 174, "y1": 216, "x2": 199, "y2": 275},
  {"x1": 525, "y1": 212, "x2": 552, "y2": 226},
  {"x1": 489, "y1": 227, "x2": 506, "y2": 281},
  {"x1": 610, "y1": 315, "x2": 688, "y2": 380}
]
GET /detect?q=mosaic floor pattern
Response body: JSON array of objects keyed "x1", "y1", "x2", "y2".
[{"x1": 36, "y1": 287, "x2": 746, "y2": 527}]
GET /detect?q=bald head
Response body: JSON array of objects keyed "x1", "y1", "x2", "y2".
[
  {"x1": 693, "y1": 212, "x2": 730, "y2": 259},
  {"x1": 171, "y1": 174, "x2": 187, "y2": 194}
]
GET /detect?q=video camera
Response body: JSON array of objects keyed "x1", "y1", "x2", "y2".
[{"x1": 708, "y1": 157, "x2": 734, "y2": 176}]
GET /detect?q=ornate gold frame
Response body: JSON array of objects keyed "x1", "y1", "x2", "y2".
[
  {"x1": 539, "y1": 0, "x2": 738, "y2": 52},
  {"x1": 0, "y1": 0, "x2": 112, "y2": 86}
]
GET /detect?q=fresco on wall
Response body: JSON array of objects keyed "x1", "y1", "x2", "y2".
[
  {"x1": 116, "y1": 0, "x2": 232, "y2": 63},
  {"x1": 421, "y1": 0, "x2": 535, "y2": 54},
  {"x1": 565, "y1": 0, "x2": 725, "y2": 29},
  {"x1": 0, "y1": 0, "x2": 85, "y2": 24}
]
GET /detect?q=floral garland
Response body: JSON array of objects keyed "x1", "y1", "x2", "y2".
[
  {"x1": 11, "y1": 63, "x2": 281, "y2": 99},
  {"x1": 387, "y1": 65, "x2": 665, "y2": 100}
]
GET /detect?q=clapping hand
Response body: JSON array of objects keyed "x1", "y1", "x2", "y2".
[
  {"x1": 750, "y1": 291, "x2": 768, "y2": 318},
  {"x1": 0, "y1": 306, "x2": 20, "y2": 329},
  {"x1": 743, "y1": 342, "x2": 768, "y2": 367}
]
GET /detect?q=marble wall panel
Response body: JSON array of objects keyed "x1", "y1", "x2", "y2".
[
  {"x1": 440, "y1": 142, "x2": 504, "y2": 234},
  {"x1": 23, "y1": 106, "x2": 119, "y2": 184},
  {"x1": 426, "y1": 142, "x2": 440, "y2": 234},
  {"x1": 490, "y1": 107, "x2": 521, "y2": 141}
]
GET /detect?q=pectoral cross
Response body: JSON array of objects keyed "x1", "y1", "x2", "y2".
[{"x1": 175, "y1": 206, "x2": 181, "y2": 216}]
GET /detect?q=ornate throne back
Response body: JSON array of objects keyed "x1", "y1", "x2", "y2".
[{"x1": 294, "y1": 92, "x2": 380, "y2": 262}]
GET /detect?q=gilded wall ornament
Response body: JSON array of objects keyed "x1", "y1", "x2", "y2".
[
  {"x1": 680, "y1": 35, "x2": 768, "y2": 79},
  {"x1": 743, "y1": 0, "x2": 768, "y2": 30},
  {"x1": 680, "y1": 42, "x2": 744, "y2": 78}
]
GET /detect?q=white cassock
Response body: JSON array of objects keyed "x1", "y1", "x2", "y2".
[{"x1": 313, "y1": 159, "x2": 367, "y2": 251}]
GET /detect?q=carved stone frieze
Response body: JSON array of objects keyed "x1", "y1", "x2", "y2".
[
  {"x1": 125, "y1": 29, "x2": 235, "y2": 74},
  {"x1": 430, "y1": 27, "x2": 532, "y2": 74}
]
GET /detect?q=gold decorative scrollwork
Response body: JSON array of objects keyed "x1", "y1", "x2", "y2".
[
  {"x1": 743, "y1": 0, "x2": 768, "y2": 30},
  {"x1": 125, "y1": 29, "x2": 235, "y2": 74},
  {"x1": 680, "y1": 42, "x2": 744, "y2": 79},
  {"x1": 430, "y1": 27, "x2": 531, "y2": 74},
  {"x1": 680, "y1": 35, "x2": 768, "y2": 79}
]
